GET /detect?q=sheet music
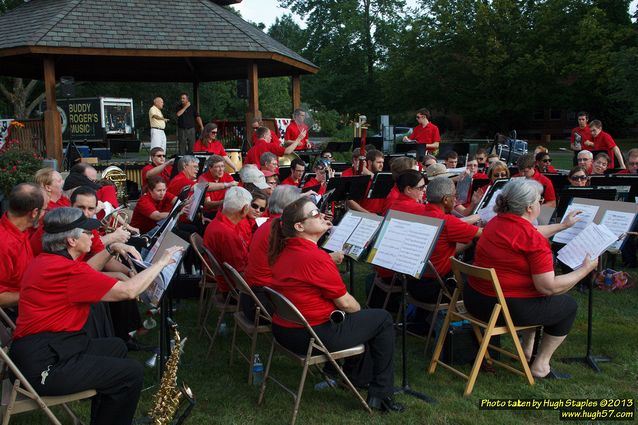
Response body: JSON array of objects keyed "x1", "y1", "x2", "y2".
[
  {"x1": 600, "y1": 210, "x2": 635, "y2": 250},
  {"x1": 477, "y1": 189, "x2": 503, "y2": 223},
  {"x1": 140, "y1": 249, "x2": 184, "y2": 306},
  {"x1": 145, "y1": 216, "x2": 177, "y2": 262},
  {"x1": 344, "y1": 217, "x2": 382, "y2": 258},
  {"x1": 323, "y1": 214, "x2": 361, "y2": 252},
  {"x1": 557, "y1": 223, "x2": 618, "y2": 269},
  {"x1": 371, "y1": 218, "x2": 438, "y2": 277},
  {"x1": 255, "y1": 217, "x2": 268, "y2": 227},
  {"x1": 553, "y1": 203, "x2": 599, "y2": 244},
  {"x1": 187, "y1": 182, "x2": 207, "y2": 222}
]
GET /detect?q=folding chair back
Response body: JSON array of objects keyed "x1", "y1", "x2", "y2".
[
  {"x1": 190, "y1": 233, "x2": 217, "y2": 326},
  {"x1": 223, "y1": 263, "x2": 272, "y2": 322},
  {"x1": 259, "y1": 287, "x2": 370, "y2": 425},
  {"x1": 428, "y1": 257, "x2": 539, "y2": 396}
]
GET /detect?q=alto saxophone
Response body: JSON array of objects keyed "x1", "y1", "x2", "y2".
[{"x1": 148, "y1": 326, "x2": 194, "y2": 425}]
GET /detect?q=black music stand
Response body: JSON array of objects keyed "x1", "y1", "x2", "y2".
[
  {"x1": 299, "y1": 172, "x2": 316, "y2": 188},
  {"x1": 322, "y1": 175, "x2": 371, "y2": 293},
  {"x1": 278, "y1": 166, "x2": 292, "y2": 182},
  {"x1": 330, "y1": 162, "x2": 350, "y2": 172},
  {"x1": 394, "y1": 143, "x2": 418, "y2": 155},
  {"x1": 368, "y1": 173, "x2": 394, "y2": 199},
  {"x1": 323, "y1": 141, "x2": 352, "y2": 153},
  {"x1": 353, "y1": 136, "x2": 384, "y2": 151},
  {"x1": 554, "y1": 188, "x2": 617, "y2": 223}
]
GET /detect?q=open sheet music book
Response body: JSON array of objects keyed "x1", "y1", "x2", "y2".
[
  {"x1": 366, "y1": 210, "x2": 443, "y2": 279},
  {"x1": 322, "y1": 211, "x2": 383, "y2": 260},
  {"x1": 557, "y1": 223, "x2": 618, "y2": 270},
  {"x1": 187, "y1": 182, "x2": 208, "y2": 222},
  {"x1": 131, "y1": 231, "x2": 188, "y2": 306},
  {"x1": 553, "y1": 202, "x2": 599, "y2": 244}
]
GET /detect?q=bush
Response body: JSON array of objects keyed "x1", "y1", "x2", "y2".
[{"x1": 0, "y1": 139, "x2": 43, "y2": 196}]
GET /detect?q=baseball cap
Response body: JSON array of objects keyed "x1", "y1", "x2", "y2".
[{"x1": 239, "y1": 165, "x2": 270, "y2": 190}]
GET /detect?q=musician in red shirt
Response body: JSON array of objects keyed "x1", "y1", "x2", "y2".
[
  {"x1": 570, "y1": 112, "x2": 592, "y2": 164},
  {"x1": 130, "y1": 176, "x2": 177, "y2": 234},
  {"x1": 347, "y1": 150, "x2": 385, "y2": 214},
  {"x1": 250, "y1": 116, "x2": 281, "y2": 146},
  {"x1": 167, "y1": 155, "x2": 199, "y2": 196},
  {"x1": 35, "y1": 167, "x2": 71, "y2": 209},
  {"x1": 10, "y1": 207, "x2": 183, "y2": 425},
  {"x1": 576, "y1": 150, "x2": 594, "y2": 174},
  {"x1": 245, "y1": 126, "x2": 300, "y2": 165},
  {"x1": 617, "y1": 148, "x2": 638, "y2": 174},
  {"x1": 280, "y1": 157, "x2": 306, "y2": 186},
  {"x1": 192, "y1": 123, "x2": 238, "y2": 172},
  {"x1": 302, "y1": 159, "x2": 332, "y2": 195},
  {"x1": 0, "y1": 183, "x2": 44, "y2": 308},
  {"x1": 268, "y1": 197, "x2": 404, "y2": 412},
  {"x1": 403, "y1": 108, "x2": 440, "y2": 161},
  {"x1": 465, "y1": 179, "x2": 598, "y2": 379},
  {"x1": 380, "y1": 156, "x2": 417, "y2": 216},
  {"x1": 141, "y1": 147, "x2": 174, "y2": 190},
  {"x1": 513, "y1": 154, "x2": 556, "y2": 208},
  {"x1": 203, "y1": 187, "x2": 253, "y2": 294},
  {"x1": 284, "y1": 108, "x2": 309, "y2": 151},
  {"x1": 588, "y1": 120, "x2": 625, "y2": 169},
  {"x1": 198, "y1": 155, "x2": 238, "y2": 217},
  {"x1": 533, "y1": 150, "x2": 557, "y2": 173}
]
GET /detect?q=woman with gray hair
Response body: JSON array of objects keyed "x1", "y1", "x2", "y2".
[
  {"x1": 465, "y1": 178, "x2": 598, "y2": 379},
  {"x1": 10, "y1": 207, "x2": 183, "y2": 425},
  {"x1": 192, "y1": 122, "x2": 238, "y2": 172}
]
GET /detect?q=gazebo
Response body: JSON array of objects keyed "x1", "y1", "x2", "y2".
[{"x1": 0, "y1": 0, "x2": 318, "y2": 165}]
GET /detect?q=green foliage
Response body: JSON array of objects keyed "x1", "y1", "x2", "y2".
[{"x1": 0, "y1": 138, "x2": 43, "y2": 196}]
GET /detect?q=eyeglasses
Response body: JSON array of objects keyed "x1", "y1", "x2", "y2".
[
  {"x1": 542, "y1": 158, "x2": 552, "y2": 163},
  {"x1": 493, "y1": 172, "x2": 508, "y2": 178},
  {"x1": 577, "y1": 158, "x2": 591, "y2": 162},
  {"x1": 322, "y1": 155, "x2": 333, "y2": 159},
  {"x1": 81, "y1": 229, "x2": 93, "y2": 236},
  {"x1": 299, "y1": 208, "x2": 321, "y2": 222},
  {"x1": 476, "y1": 157, "x2": 486, "y2": 161},
  {"x1": 210, "y1": 130, "x2": 218, "y2": 134},
  {"x1": 251, "y1": 203, "x2": 266, "y2": 212},
  {"x1": 413, "y1": 184, "x2": 426, "y2": 191},
  {"x1": 570, "y1": 175, "x2": 588, "y2": 181},
  {"x1": 154, "y1": 154, "x2": 165, "y2": 158}
]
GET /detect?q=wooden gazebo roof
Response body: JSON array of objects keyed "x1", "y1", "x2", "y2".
[{"x1": 0, "y1": 0, "x2": 317, "y2": 81}]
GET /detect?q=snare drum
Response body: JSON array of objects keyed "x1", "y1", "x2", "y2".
[{"x1": 226, "y1": 149, "x2": 243, "y2": 173}]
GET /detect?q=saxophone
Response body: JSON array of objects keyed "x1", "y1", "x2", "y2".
[{"x1": 148, "y1": 326, "x2": 195, "y2": 425}]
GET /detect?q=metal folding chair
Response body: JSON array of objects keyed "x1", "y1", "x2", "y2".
[{"x1": 189, "y1": 233, "x2": 218, "y2": 327}]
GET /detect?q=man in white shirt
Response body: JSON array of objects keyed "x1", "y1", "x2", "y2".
[{"x1": 149, "y1": 97, "x2": 168, "y2": 151}]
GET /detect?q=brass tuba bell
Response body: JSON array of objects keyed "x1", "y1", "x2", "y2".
[{"x1": 101, "y1": 165, "x2": 128, "y2": 206}]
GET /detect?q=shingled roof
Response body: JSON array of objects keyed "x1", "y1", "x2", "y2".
[{"x1": 0, "y1": 0, "x2": 318, "y2": 81}]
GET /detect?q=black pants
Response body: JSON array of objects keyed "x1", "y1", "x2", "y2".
[
  {"x1": 10, "y1": 332, "x2": 143, "y2": 425},
  {"x1": 109, "y1": 300, "x2": 143, "y2": 341},
  {"x1": 463, "y1": 284, "x2": 577, "y2": 336},
  {"x1": 272, "y1": 309, "x2": 395, "y2": 398},
  {"x1": 239, "y1": 288, "x2": 273, "y2": 324}
]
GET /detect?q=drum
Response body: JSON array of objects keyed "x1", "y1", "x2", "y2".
[
  {"x1": 226, "y1": 149, "x2": 243, "y2": 173},
  {"x1": 278, "y1": 152, "x2": 300, "y2": 167}
]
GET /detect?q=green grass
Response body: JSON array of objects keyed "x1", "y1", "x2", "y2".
[{"x1": 10, "y1": 261, "x2": 638, "y2": 424}]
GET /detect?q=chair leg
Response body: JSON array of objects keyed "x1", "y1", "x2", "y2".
[
  {"x1": 511, "y1": 328, "x2": 535, "y2": 385},
  {"x1": 365, "y1": 280, "x2": 375, "y2": 309},
  {"x1": 61, "y1": 403, "x2": 84, "y2": 425},
  {"x1": 258, "y1": 339, "x2": 276, "y2": 406},
  {"x1": 429, "y1": 306, "x2": 454, "y2": 373},
  {"x1": 423, "y1": 307, "x2": 440, "y2": 356},
  {"x1": 291, "y1": 359, "x2": 311, "y2": 425},
  {"x1": 247, "y1": 330, "x2": 260, "y2": 385},
  {"x1": 464, "y1": 308, "x2": 501, "y2": 396},
  {"x1": 199, "y1": 290, "x2": 216, "y2": 338},
  {"x1": 326, "y1": 357, "x2": 371, "y2": 413},
  {"x1": 206, "y1": 309, "x2": 226, "y2": 359},
  {"x1": 229, "y1": 319, "x2": 239, "y2": 366}
]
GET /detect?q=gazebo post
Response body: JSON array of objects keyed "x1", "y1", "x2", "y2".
[
  {"x1": 291, "y1": 75, "x2": 301, "y2": 111},
  {"x1": 246, "y1": 62, "x2": 260, "y2": 146},
  {"x1": 43, "y1": 57, "x2": 63, "y2": 167}
]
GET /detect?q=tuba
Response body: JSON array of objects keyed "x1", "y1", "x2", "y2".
[{"x1": 101, "y1": 165, "x2": 128, "y2": 206}]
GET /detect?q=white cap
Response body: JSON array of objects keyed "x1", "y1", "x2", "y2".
[{"x1": 239, "y1": 165, "x2": 269, "y2": 190}]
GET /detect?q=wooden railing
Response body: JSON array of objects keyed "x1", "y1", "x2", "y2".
[{"x1": 8, "y1": 119, "x2": 46, "y2": 156}]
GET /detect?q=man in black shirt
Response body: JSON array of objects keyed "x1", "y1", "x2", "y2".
[{"x1": 175, "y1": 93, "x2": 203, "y2": 154}]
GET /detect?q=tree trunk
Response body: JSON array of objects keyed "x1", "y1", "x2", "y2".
[{"x1": 0, "y1": 78, "x2": 40, "y2": 119}]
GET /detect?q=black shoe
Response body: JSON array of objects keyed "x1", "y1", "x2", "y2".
[{"x1": 367, "y1": 395, "x2": 405, "y2": 413}]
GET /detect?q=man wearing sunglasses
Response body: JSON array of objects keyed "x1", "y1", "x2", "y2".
[
  {"x1": 534, "y1": 152, "x2": 557, "y2": 173},
  {"x1": 141, "y1": 147, "x2": 174, "y2": 190}
]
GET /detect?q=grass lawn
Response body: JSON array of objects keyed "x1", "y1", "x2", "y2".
[{"x1": 10, "y1": 260, "x2": 638, "y2": 424}]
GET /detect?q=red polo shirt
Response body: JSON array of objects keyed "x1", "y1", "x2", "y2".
[
  {"x1": 469, "y1": 213, "x2": 553, "y2": 298},
  {"x1": 571, "y1": 126, "x2": 592, "y2": 150},
  {"x1": 192, "y1": 139, "x2": 227, "y2": 156},
  {"x1": 356, "y1": 175, "x2": 385, "y2": 214},
  {"x1": 280, "y1": 176, "x2": 300, "y2": 187},
  {"x1": 77, "y1": 229, "x2": 106, "y2": 262},
  {"x1": 141, "y1": 163, "x2": 173, "y2": 189},
  {"x1": 14, "y1": 253, "x2": 117, "y2": 339},
  {"x1": 381, "y1": 185, "x2": 401, "y2": 215},
  {"x1": 340, "y1": 167, "x2": 355, "y2": 177},
  {"x1": 270, "y1": 237, "x2": 347, "y2": 328},
  {"x1": 408, "y1": 123, "x2": 440, "y2": 152},
  {"x1": 592, "y1": 131, "x2": 617, "y2": 168},
  {"x1": 167, "y1": 172, "x2": 196, "y2": 197},
  {"x1": 244, "y1": 215, "x2": 280, "y2": 288},
  {"x1": 513, "y1": 171, "x2": 556, "y2": 203},
  {"x1": 198, "y1": 171, "x2": 234, "y2": 212},
  {"x1": 245, "y1": 138, "x2": 286, "y2": 165},
  {"x1": 203, "y1": 212, "x2": 249, "y2": 292},
  {"x1": 47, "y1": 196, "x2": 71, "y2": 209},
  {"x1": 284, "y1": 121, "x2": 309, "y2": 150},
  {"x1": 252, "y1": 129, "x2": 281, "y2": 145},
  {"x1": 616, "y1": 169, "x2": 636, "y2": 175},
  {"x1": 303, "y1": 177, "x2": 326, "y2": 195},
  {"x1": 130, "y1": 191, "x2": 176, "y2": 234},
  {"x1": 0, "y1": 214, "x2": 34, "y2": 294}
]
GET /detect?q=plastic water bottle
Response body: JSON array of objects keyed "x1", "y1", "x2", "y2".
[
  {"x1": 314, "y1": 378, "x2": 337, "y2": 391},
  {"x1": 252, "y1": 354, "x2": 264, "y2": 385},
  {"x1": 218, "y1": 321, "x2": 228, "y2": 336}
]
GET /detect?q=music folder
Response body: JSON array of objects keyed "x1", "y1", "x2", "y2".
[{"x1": 322, "y1": 211, "x2": 383, "y2": 260}]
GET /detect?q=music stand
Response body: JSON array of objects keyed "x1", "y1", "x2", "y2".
[
  {"x1": 368, "y1": 173, "x2": 394, "y2": 199},
  {"x1": 394, "y1": 143, "x2": 417, "y2": 155},
  {"x1": 278, "y1": 166, "x2": 291, "y2": 182},
  {"x1": 353, "y1": 136, "x2": 384, "y2": 151},
  {"x1": 323, "y1": 141, "x2": 352, "y2": 153},
  {"x1": 543, "y1": 173, "x2": 569, "y2": 195},
  {"x1": 63, "y1": 139, "x2": 82, "y2": 171},
  {"x1": 329, "y1": 162, "x2": 350, "y2": 172},
  {"x1": 554, "y1": 188, "x2": 617, "y2": 223}
]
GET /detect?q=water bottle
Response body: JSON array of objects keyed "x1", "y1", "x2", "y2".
[
  {"x1": 314, "y1": 378, "x2": 337, "y2": 391},
  {"x1": 252, "y1": 354, "x2": 264, "y2": 385},
  {"x1": 604, "y1": 269, "x2": 613, "y2": 289},
  {"x1": 218, "y1": 321, "x2": 228, "y2": 336}
]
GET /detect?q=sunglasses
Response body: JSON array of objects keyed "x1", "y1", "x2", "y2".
[
  {"x1": 210, "y1": 130, "x2": 218, "y2": 134},
  {"x1": 299, "y1": 208, "x2": 321, "y2": 222},
  {"x1": 251, "y1": 203, "x2": 266, "y2": 212},
  {"x1": 570, "y1": 175, "x2": 588, "y2": 181},
  {"x1": 154, "y1": 154, "x2": 166, "y2": 158},
  {"x1": 542, "y1": 159, "x2": 552, "y2": 163},
  {"x1": 493, "y1": 172, "x2": 508, "y2": 178}
]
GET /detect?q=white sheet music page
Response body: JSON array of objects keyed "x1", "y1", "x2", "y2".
[
  {"x1": 371, "y1": 218, "x2": 438, "y2": 277},
  {"x1": 323, "y1": 213, "x2": 361, "y2": 252},
  {"x1": 477, "y1": 189, "x2": 503, "y2": 223},
  {"x1": 553, "y1": 203, "x2": 599, "y2": 244},
  {"x1": 557, "y1": 223, "x2": 618, "y2": 269},
  {"x1": 344, "y1": 217, "x2": 382, "y2": 258},
  {"x1": 600, "y1": 210, "x2": 635, "y2": 250}
]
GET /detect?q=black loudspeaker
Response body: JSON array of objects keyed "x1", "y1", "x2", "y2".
[
  {"x1": 237, "y1": 79, "x2": 248, "y2": 99},
  {"x1": 60, "y1": 76, "x2": 75, "y2": 98}
]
